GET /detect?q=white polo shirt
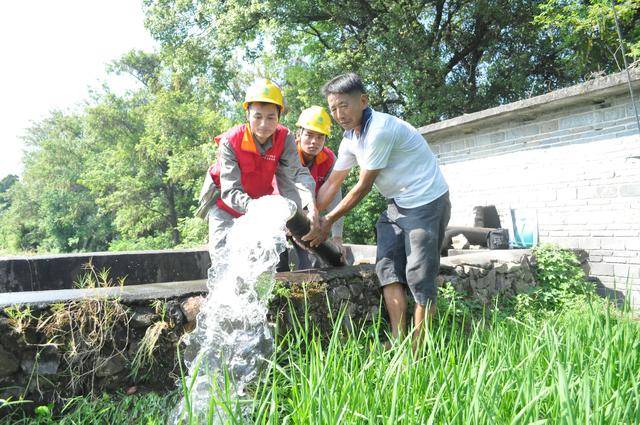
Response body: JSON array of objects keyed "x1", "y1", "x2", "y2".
[{"x1": 334, "y1": 108, "x2": 448, "y2": 208}]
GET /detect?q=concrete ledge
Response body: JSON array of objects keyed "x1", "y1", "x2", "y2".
[
  {"x1": 0, "y1": 250, "x2": 534, "y2": 309},
  {"x1": 0, "y1": 248, "x2": 211, "y2": 293},
  {"x1": 0, "y1": 244, "x2": 378, "y2": 294},
  {"x1": 441, "y1": 249, "x2": 531, "y2": 269},
  {"x1": 0, "y1": 280, "x2": 208, "y2": 309}
]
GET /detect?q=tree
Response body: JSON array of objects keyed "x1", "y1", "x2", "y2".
[
  {"x1": 536, "y1": 0, "x2": 640, "y2": 79},
  {"x1": 0, "y1": 174, "x2": 18, "y2": 212},
  {"x1": 82, "y1": 51, "x2": 226, "y2": 250},
  {"x1": 0, "y1": 112, "x2": 114, "y2": 253}
]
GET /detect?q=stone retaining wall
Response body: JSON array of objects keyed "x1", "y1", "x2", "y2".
[{"x1": 0, "y1": 251, "x2": 539, "y2": 410}]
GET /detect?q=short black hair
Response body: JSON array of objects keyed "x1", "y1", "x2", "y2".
[{"x1": 321, "y1": 73, "x2": 366, "y2": 96}]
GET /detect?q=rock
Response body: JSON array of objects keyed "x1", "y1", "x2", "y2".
[
  {"x1": 95, "y1": 354, "x2": 126, "y2": 378},
  {"x1": 0, "y1": 345, "x2": 20, "y2": 377},
  {"x1": 452, "y1": 234, "x2": 469, "y2": 250},
  {"x1": 130, "y1": 306, "x2": 158, "y2": 328},
  {"x1": 166, "y1": 300, "x2": 186, "y2": 326},
  {"x1": 330, "y1": 286, "x2": 351, "y2": 302},
  {"x1": 494, "y1": 263, "x2": 508, "y2": 274},
  {"x1": 368, "y1": 305, "x2": 380, "y2": 320},
  {"x1": 181, "y1": 296, "x2": 205, "y2": 323},
  {"x1": 506, "y1": 263, "x2": 522, "y2": 274},
  {"x1": 514, "y1": 280, "x2": 532, "y2": 294},
  {"x1": 348, "y1": 284, "x2": 364, "y2": 299},
  {"x1": 20, "y1": 346, "x2": 60, "y2": 376}
]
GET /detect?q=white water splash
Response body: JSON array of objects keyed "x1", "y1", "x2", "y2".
[{"x1": 171, "y1": 195, "x2": 296, "y2": 424}]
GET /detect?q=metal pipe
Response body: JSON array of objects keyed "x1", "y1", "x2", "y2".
[{"x1": 285, "y1": 210, "x2": 345, "y2": 267}]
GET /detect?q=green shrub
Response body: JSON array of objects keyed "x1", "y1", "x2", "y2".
[{"x1": 525, "y1": 243, "x2": 596, "y2": 313}]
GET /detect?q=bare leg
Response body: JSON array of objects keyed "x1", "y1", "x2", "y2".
[
  {"x1": 413, "y1": 301, "x2": 436, "y2": 351},
  {"x1": 383, "y1": 283, "x2": 407, "y2": 340}
]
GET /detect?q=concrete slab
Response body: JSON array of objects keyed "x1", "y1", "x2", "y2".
[
  {"x1": 441, "y1": 249, "x2": 531, "y2": 269},
  {"x1": 448, "y1": 249, "x2": 491, "y2": 256},
  {"x1": 0, "y1": 244, "x2": 377, "y2": 293},
  {"x1": 0, "y1": 248, "x2": 211, "y2": 293},
  {"x1": 0, "y1": 279, "x2": 208, "y2": 308}
]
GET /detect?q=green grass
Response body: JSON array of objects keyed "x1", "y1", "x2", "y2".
[
  {"x1": 2, "y1": 391, "x2": 180, "y2": 424},
  {"x1": 5, "y1": 300, "x2": 640, "y2": 424},
  {"x1": 240, "y1": 299, "x2": 640, "y2": 424}
]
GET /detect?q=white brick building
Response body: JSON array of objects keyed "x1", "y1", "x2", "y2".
[{"x1": 420, "y1": 69, "x2": 640, "y2": 304}]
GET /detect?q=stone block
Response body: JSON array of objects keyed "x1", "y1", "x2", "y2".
[
  {"x1": 600, "y1": 237, "x2": 627, "y2": 250},
  {"x1": 613, "y1": 264, "x2": 631, "y2": 279},
  {"x1": 130, "y1": 307, "x2": 158, "y2": 328},
  {"x1": 603, "y1": 106, "x2": 627, "y2": 122},
  {"x1": 620, "y1": 184, "x2": 640, "y2": 197},
  {"x1": 95, "y1": 354, "x2": 126, "y2": 378},
  {"x1": 624, "y1": 238, "x2": 640, "y2": 251},
  {"x1": 20, "y1": 346, "x2": 60, "y2": 376},
  {"x1": 0, "y1": 345, "x2": 19, "y2": 377},
  {"x1": 330, "y1": 286, "x2": 351, "y2": 302},
  {"x1": 559, "y1": 112, "x2": 594, "y2": 130},
  {"x1": 181, "y1": 296, "x2": 205, "y2": 323},
  {"x1": 507, "y1": 124, "x2": 540, "y2": 139},
  {"x1": 477, "y1": 132, "x2": 505, "y2": 147},
  {"x1": 589, "y1": 262, "x2": 614, "y2": 276},
  {"x1": 556, "y1": 187, "x2": 577, "y2": 200},
  {"x1": 578, "y1": 237, "x2": 601, "y2": 250},
  {"x1": 540, "y1": 120, "x2": 559, "y2": 134},
  {"x1": 596, "y1": 185, "x2": 618, "y2": 198},
  {"x1": 577, "y1": 187, "x2": 598, "y2": 199}
]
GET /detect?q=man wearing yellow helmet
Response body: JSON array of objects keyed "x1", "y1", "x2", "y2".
[
  {"x1": 288, "y1": 106, "x2": 344, "y2": 269},
  {"x1": 203, "y1": 79, "x2": 319, "y2": 260}
]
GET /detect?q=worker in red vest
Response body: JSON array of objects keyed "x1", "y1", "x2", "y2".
[
  {"x1": 205, "y1": 79, "x2": 319, "y2": 257},
  {"x1": 289, "y1": 106, "x2": 344, "y2": 269}
]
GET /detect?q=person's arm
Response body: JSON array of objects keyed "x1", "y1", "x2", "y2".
[
  {"x1": 327, "y1": 187, "x2": 344, "y2": 240},
  {"x1": 303, "y1": 168, "x2": 381, "y2": 247},
  {"x1": 316, "y1": 168, "x2": 348, "y2": 211},
  {"x1": 275, "y1": 134, "x2": 316, "y2": 209},
  {"x1": 321, "y1": 162, "x2": 344, "y2": 240},
  {"x1": 218, "y1": 138, "x2": 252, "y2": 213},
  {"x1": 275, "y1": 133, "x2": 320, "y2": 230}
]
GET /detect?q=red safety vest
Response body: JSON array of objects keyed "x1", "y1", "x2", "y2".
[
  {"x1": 209, "y1": 123, "x2": 289, "y2": 217},
  {"x1": 297, "y1": 145, "x2": 335, "y2": 194}
]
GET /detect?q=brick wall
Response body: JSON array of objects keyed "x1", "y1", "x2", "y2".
[{"x1": 423, "y1": 80, "x2": 640, "y2": 305}]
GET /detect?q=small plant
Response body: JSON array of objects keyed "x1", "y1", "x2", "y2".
[
  {"x1": 36, "y1": 264, "x2": 130, "y2": 395},
  {"x1": 74, "y1": 262, "x2": 125, "y2": 289},
  {"x1": 3, "y1": 304, "x2": 36, "y2": 335},
  {"x1": 130, "y1": 302, "x2": 170, "y2": 381},
  {"x1": 272, "y1": 281, "x2": 291, "y2": 298}
]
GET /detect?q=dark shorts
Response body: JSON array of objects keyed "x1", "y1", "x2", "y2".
[{"x1": 375, "y1": 192, "x2": 451, "y2": 305}]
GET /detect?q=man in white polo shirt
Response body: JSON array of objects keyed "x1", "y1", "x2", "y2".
[{"x1": 303, "y1": 73, "x2": 450, "y2": 343}]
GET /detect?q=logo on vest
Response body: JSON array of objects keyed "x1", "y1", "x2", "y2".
[{"x1": 264, "y1": 154, "x2": 277, "y2": 162}]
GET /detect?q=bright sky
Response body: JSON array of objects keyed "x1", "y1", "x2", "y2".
[{"x1": 0, "y1": 0, "x2": 157, "y2": 178}]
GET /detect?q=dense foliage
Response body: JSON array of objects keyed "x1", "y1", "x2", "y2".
[{"x1": 1, "y1": 0, "x2": 638, "y2": 252}]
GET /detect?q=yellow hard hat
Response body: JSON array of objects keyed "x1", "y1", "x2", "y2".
[
  {"x1": 243, "y1": 79, "x2": 284, "y2": 110},
  {"x1": 296, "y1": 105, "x2": 332, "y2": 136}
]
